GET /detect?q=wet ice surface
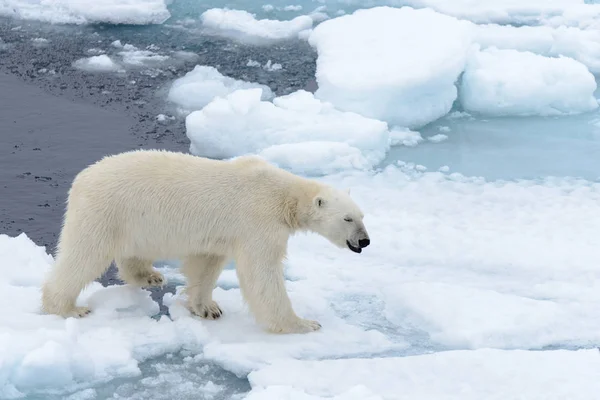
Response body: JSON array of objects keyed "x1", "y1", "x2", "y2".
[{"x1": 2, "y1": 1, "x2": 600, "y2": 399}]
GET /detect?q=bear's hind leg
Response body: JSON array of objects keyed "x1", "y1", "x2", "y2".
[
  {"x1": 116, "y1": 257, "x2": 165, "y2": 287},
  {"x1": 41, "y1": 250, "x2": 111, "y2": 318},
  {"x1": 182, "y1": 254, "x2": 227, "y2": 319}
]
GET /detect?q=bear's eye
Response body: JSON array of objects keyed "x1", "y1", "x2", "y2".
[{"x1": 344, "y1": 217, "x2": 353, "y2": 222}]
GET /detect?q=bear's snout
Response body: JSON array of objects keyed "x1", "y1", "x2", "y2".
[{"x1": 359, "y1": 238, "x2": 370, "y2": 248}]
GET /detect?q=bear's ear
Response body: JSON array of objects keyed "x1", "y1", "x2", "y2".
[{"x1": 314, "y1": 196, "x2": 326, "y2": 208}]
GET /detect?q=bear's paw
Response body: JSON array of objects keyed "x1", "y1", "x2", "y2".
[{"x1": 189, "y1": 300, "x2": 223, "y2": 320}]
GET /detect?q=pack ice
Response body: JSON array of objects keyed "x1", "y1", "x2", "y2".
[{"x1": 0, "y1": 0, "x2": 170, "y2": 25}]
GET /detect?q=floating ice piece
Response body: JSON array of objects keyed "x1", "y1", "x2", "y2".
[
  {"x1": 167, "y1": 65, "x2": 273, "y2": 113},
  {"x1": 116, "y1": 44, "x2": 170, "y2": 66},
  {"x1": 459, "y1": 48, "x2": 598, "y2": 116},
  {"x1": 0, "y1": 0, "x2": 170, "y2": 25},
  {"x1": 185, "y1": 88, "x2": 391, "y2": 173},
  {"x1": 308, "y1": 7, "x2": 473, "y2": 128},
  {"x1": 428, "y1": 133, "x2": 448, "y2": 143},
  {"x1": 475, "y1": 24, "x2": 600, "y2": 73},
  {"x1": 395, "y1": 0, "x2": 600, "y2": 26},
  {"x1": 389, "y1": 128, "x2": 423, "y2": 147},
  {"x1": 263, "y1": 60, "x2": 282, "y2": 71},
  {"x1": 200, "y1": 8, "x2": 316, "y2": 44},
  {"x1": 247, "y1": 348, "x2": 600, "y2": 399},
  {"x1": 72, "y1": 55, "x2": 122, "y2": 73}
]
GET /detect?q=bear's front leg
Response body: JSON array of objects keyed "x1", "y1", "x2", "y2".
[
  {"x1": 235, "y1": 246, "x2": 321, "y2": 334},
  {"x1": 182, "y1": 253, "x2": 227, "y2": 319}
]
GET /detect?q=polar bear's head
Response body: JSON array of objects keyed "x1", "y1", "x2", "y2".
[{"x1": 308, "y1": 187, "x2": 370, "y2": 254}]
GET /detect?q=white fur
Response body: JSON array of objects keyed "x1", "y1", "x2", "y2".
[{"x1": 41, "y1": 150, "x2": 369, "y2": 333}]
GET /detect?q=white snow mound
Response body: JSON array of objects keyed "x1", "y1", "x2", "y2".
[
  {"x1": 168, "y1": 65, "x2": 273, "y2": 113},
  {"x1": 308, "y1": 6, "x2": 473, "y2": 128},
  {"x1": 72, "y1": 55, "x2": 121, "y2": 73},
  {"x1": 459, "y1": 47, "x2": 598, "y2": 116},
  {"x1": 185, "y1": 88, "x2": 391, "y2": 174},
  {"x1": 200, "y1": 8, "x2": 316, "y2": 44},
  {"x1": 0, "y1": 0, "x2": 170, "y2": 25}
]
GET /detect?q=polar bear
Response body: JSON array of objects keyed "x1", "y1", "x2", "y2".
[{"x1": 41, "y1": 150, "x2": 370, "y2": 333}]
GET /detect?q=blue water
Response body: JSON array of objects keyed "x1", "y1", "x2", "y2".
[{"x1": 384, "y1": 108, "x2": 600, "y2": 181}]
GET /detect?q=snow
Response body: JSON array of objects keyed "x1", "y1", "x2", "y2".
[
  {"x1": 474, "y1": 23, "x2": 600, "y2": 73},
  {"x1": 200, "y1": 8, "x2": 317, "y2": 44},
  {"x1": 459, "y1": 48, "x2": 598, "y2": 117},
  {"x1": 3, "y1": 161, "x2": 600, "y2": 397},
  {"x1": 0, "y1": 0, "x2": 170, "y2": 25},
  {"x1": 167, "y1": 65, "x2": 274, "y2": 114},
  {"x1": 247, "y1": 349, "x2": 600, "y2": 399},
  {"x1": 258, "y1": 142, "x2": 372, "y2": 176},
  {"x1": 308, "y1": 6, "x2": 473, "y2": 128},
  {"x1": 72, "y1": 55, "x2": 122, "y2": 73},
  {"x1": 393, "y1": 0, "x2": 600, "y2": 26},
  {"x1": 185, "y1": 88, "x2": 392, "y2": 174}
]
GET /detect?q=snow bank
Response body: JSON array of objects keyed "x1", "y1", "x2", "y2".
[
  {"x1": 72, "y1": 55, "x2": 122, "y2": 73},
  {"x1": 0, "y1": 0, "x2": 170, "y2": 25},
  {"x1": 167, "y1": 65, "x2": 273, "y2": 114},
  {"x1": 247, "y1": 348, "x2": 600, "y2": 399},
  {"x1": 200, "y1": 8, "x2": 316, "y2": 44},
  {"x1": 185, "y1": 89, "x2": 391, "y2": 174},
  {"x1": 460, "y1": 48, "x2": 598, "y2": 117},
  {"x1": 308, "y1": 7, "x2": 473, "y2": 128}
]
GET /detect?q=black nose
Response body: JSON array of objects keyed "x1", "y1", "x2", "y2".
[{"x1": 359, "y1": 238, "x2": 370, "y2": 248}]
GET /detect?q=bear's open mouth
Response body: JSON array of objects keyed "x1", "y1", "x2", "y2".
[{"x1": 347, "y1": 240, "x2": 362, "y2": 253}]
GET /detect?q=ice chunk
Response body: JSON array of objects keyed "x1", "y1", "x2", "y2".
[
  {"x1": 475, "y1": 24, "x2": 600, "y2": 73},
  {"x1": 246, "y1": 59, "x2": 282, "y2": 71},
  {"x1": 200, "y1": 8, "x2": 317, "y2": 44},
  {"x1": 116, "y1": 44, "x2": 170, "y2": 67},
  {"x1": 389, "y1": 128, "x2": 423, "y2": 147},
  {"x1": 259, "y1": 142, "x2": 371, "y2": 176},
  {"x1": 263, "y1": 60, "x2": 282, "y2": 71},
  {"x1": 308, "y1": 7, "x2": 473, "y2": 128},
  {"x1": 72, "y1": 55, "x2": 122, "y2": 73},
  {"x1": 185, "y1": 88, "x2": 391, "y2": 172},
  {"x1": 167, "y1": 65, "x2": 273, "y2": 113},
  {"x1": 247, "y1": 349, "x2": 600, "y2": 399},
  {"x1": 0, "y1": 0, "x2": 170, "y2": 25},
  {"x1": 395, "y1": 0, "x2": 600, "y2": 26},
  {"x1": 459, "y1": 48, "x2": 598, "y2": 116},
  {"x1": 427, "y1": 133, "x2": 448, "y2": 143}
]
